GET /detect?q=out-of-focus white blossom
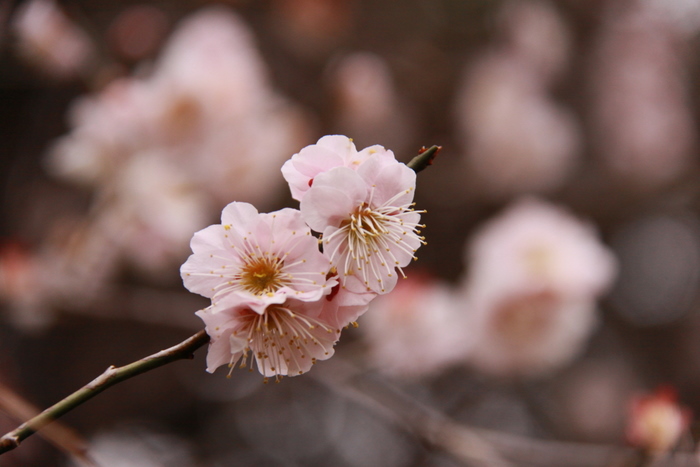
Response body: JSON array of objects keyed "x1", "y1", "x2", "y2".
[
  {"x1": 44, "y1": 7, "x2": 312, "y2": 275},
  {"x1": 590, "y1": 1, "x2": 696, "y2": 188},
  {"x1": 96, "y1": 153, "x2": 212, "y2": 275},
  {"x1": 50, "y1": 8, "x2": 311, "y2": 208},
  {"x1": 498, "y1": 0, "x2": 571, "y2": 84},
  {"x1": 456, "y1": 54, "x2": 579, "y2": 198},
  {"x1": 455, "y1": 1, "x2": 579, "y2": 199},
  {"x1": 461, "y1": 198, "x2": 617, "y2": 377},
  {"x1": 328, "y1": 52, "x2": 414, "y2": 155},
  {"x1": 11, "y1": 0, "x2": 95, "y2": 78},
  {"x1": 362, "y1": 274, "x2": 469, "y2": 380}
]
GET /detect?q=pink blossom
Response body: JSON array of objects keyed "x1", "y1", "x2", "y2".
[
  {"x1": 12, "y1": 0, "x2": 95, "y2": 78},
  {"x1": 626, "y1": 386, "x2": 691, "y2": 455},
  {"x1": 362, "y1": 274, "x2": 469, "y2": 380},
  {"x1": 590, "y1": 1, "x2": 696, "y2": 187},
  {"x1": 462, "y1": 198, "x2": 617, "y2": 377},
  {"x1": 329, "y1": 53, "x2": 415, "y2": 156},
  {"x1": 181, "y1": 202, "x2": 334, "y2": 314},
  {"x1": 96, "y1": 152, "x2": 212, "y2": 274},
  {"x1": 281, "y1": 135, "x2": 394, "y2": 201},
  {"x1": 300, "y1": 156, "x2": 424, "y2": 294},
  {"x1": 47, "y1": 7, "x2": 312, "y2": 208},
  {"x1": 196, "y1": 297, "x2": 340, "y2": 378},
  {"x1": 455, "y1": 53, "x2": 580, "y2": 197}
]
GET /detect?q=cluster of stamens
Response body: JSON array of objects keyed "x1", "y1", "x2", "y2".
[
  {"x1": 226, "y1": 305, "x2": 339, "y2": 382},
  {"x1": 324, "y1": 187, "x2": 426, "y2": 292}
]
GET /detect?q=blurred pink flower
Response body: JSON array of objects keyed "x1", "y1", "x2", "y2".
[
  {"x1": 626, "y1": 386, "x2": 691, "y2": 455},
  {"x1": 590, "y1": 1, "x2": 696, "y2": 187},
  {"x1": 44, "y1": 7, "x2": 313, "y2": 275},
  {"x1": 96, "y1": 152, "x2": 212, "y2": 274},
  {"x1": 462, "y1": 198, "x2": 617, "y2": 377},
  {"x1": 362, "y1": 274, "x2": 468, "y2": 380},
  {"x1": 456, "y1": 53, "x2": 580, "y2": 197},
  {"x1": 497, "y1": 0, "x2": 571, "y2": 84},
  {"x1": 47, "y1": 78, "x2": 153, "y2": 186},
  {"x1": 300, "y1": 156, "x2": 424, "y2": 294},
  {"x1": 181, "y1": 202, "x2": 334, "y2": 314},
  {"x1": 48, "y1": 7, "x2": 311, "y2": 206},
  {"x1": 328, "y1": 53, "x2": 415, "y2": 155},
  {"x1": 11, "y1": 0, "x2": 95, "y2": 78}
]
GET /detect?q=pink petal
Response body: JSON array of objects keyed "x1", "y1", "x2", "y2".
[
  {"x1": 301, "y1": 167, "x2": 367, "y2": 231},
  {"x1": 220, "y1": 201, "x2": 259, "y2": 236},
  {"x1": 358, "y1": 157, "x2": 416, "y2": 207},
  {"x1": 316, "y1": 134, "x2": 357, "y2": 161}
]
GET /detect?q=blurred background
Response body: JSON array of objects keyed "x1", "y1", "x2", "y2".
[{"x1": 3, "y1": 0, "x2": 700, "y2": 465}]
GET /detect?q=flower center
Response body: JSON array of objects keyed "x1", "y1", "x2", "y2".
[
  {"x1": 228, "y1": 304, "x2": 338, "y2": 381},
  {"x1": 492, "y1": 290, "x2": 559, "y2": 347},
  {"x1": 239, "y1": 256, "x2": 284, "y2": 295},
  {"x1": 324, "y1": 194, "x2": 425, "y2": 293},
  {"x1": 348, "y1": 203, "x2": 385, "y2": 239}
]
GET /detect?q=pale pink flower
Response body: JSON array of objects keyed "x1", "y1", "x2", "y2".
[
  {"x1": 362, "y1": 275, "x2": 469, "y2": 380},
  {"x1": 466, "y1": 291, "x2": 599, "y2": 378},
  {"x1": 626, "y1": 386, "x2": 691, "y2": 455},
  {"x1": 137, "y1": 7, "x2": 313, "y2": 207},
  {"x1": 456, "y1": 53, "x2": 580, "y2": 197},
  {"x1": 590, "y1": 1, "x2": 696, "y2": 187},
  {"x1": 467, "y1": 198, "x2": 616, "y2": 299},
  {"x1": 328, "y1": 53, "x2": 415, "y2": 156},
  {"x1": 11, "y1": 0, "x2": 95, "y2": 78},
  {"x1": 498, "y1": 0, "x2": 571, "y2": 84},
  {"x1": 197, "y1": 297, "x2": 340, "y2": 378},
  {"x1": 181, "y1": 202, "x2": 334, "y2": 314},
  {"x1": 300, "y1": 156, "x2": 424, "y2": 294},
  {"x1": 282, "y1": 135, "x2": 394, "y2": 201},
  {"x1": 46, "y1": 77, "x2": 155, "y2": 186},
  {"x1": 96, "y1": 152, "x2": 212, "y2": 274},
  {"x1": 47, "y1": 7, "x2": 312, "y2": 209},
  {"x1": 462, "y1": 198, "x2": 617, "y2": 377}
]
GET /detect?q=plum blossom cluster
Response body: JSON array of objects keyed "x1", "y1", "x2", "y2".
[{"x1": 181, "y1": 135, "x2": 425, "y2": 380}]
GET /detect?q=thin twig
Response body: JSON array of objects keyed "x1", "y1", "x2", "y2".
[
  {"x1": 313, "y1": 355, "x2": 512, "y2": 467},
  {"x1": 313, "y1": 355, "x2": 700, "y2": 467},
  {"x1": 0, "y1": 330, "x2": 210, "y2": 455},
  {"x1": 0, "y1": 382, "x2": 94, "y2": 465}
]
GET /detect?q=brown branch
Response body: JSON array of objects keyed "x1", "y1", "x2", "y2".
[{"x1": 0, "y1": 330, "x2": 210, "y2": 455}]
